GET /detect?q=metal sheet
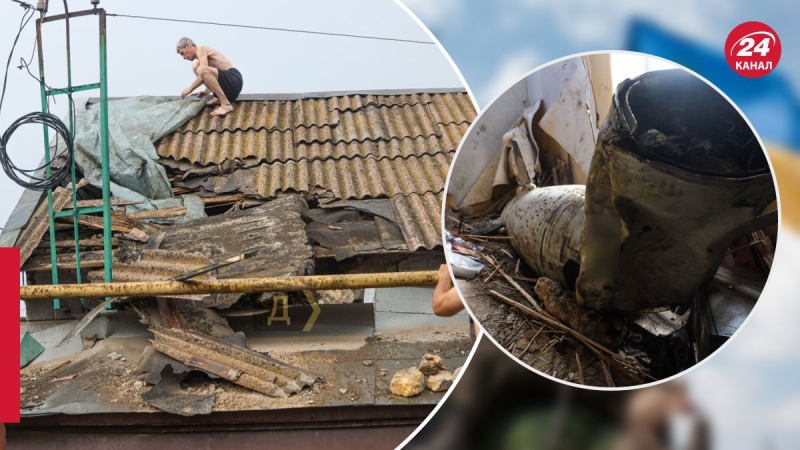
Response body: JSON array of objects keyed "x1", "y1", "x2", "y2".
[
  {"x1": 391, "y1": 192, "x2": 443, "y2": 251},
  {"x1": 20, "y1": 332, "x2": 45, "y2": 368},
  {"x1": 252, "y1": 152, "x2": 453, "y2": 199}
]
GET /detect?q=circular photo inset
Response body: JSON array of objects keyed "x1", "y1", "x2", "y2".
[{"x1": 443, "y1": 52, "x2": 778, "y2": 389}]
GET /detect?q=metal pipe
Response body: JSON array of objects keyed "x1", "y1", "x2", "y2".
[
  {"x1": 21, "y1": 271, "x2": 440, "y2": 300},
  {"x1": 35, "y1": 12, "x2": 60, "y2": 311},
  {"x1": 98, "y1": 9, "x2": 113, "y2": 297}
]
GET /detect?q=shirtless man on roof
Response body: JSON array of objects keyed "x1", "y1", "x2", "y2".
[{"x1": 176, "y1": 37, "x2": 243, "y2": 117}]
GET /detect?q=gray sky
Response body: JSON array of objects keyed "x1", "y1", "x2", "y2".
[{"x1": 0, "y1": 0, "x2": 463, "y2": 230}]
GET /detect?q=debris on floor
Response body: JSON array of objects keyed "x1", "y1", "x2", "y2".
[
  {"x1": 390, "y1": 367, "x2": 425, "y2": 398},
  {"x1": 141, "y1": 365, "x2": 216, "y2": 416},
  {"x1": 20, "y1": 332, "x2": 45, "y2": 368},
  {"x1": 425, "y1": 370, "x2": 454, "y2": 392},
  {"x1": 418, "y1": 353, "x2": 445, "y2": 376}
]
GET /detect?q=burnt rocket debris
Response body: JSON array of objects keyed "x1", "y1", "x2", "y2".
[
  {"x1": 577, "y1": 70, "x2": 775, "y2": 311},
  {"x1": 449, "y1": 60, "x2": 777, "y2": 386}
]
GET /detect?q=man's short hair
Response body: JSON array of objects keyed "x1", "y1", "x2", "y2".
[{"x1": 176, "y1": 37, "x2": 195, "y2": 53}]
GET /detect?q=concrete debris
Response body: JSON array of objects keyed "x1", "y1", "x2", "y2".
[
  {"x1": 316, "y1": 289, "x2": 356, "y2": 305},
  {"x1": 107, "y1": 352, "x2": 124, "y2": 361},
  {"x1": 362, "y1": 360, "x2": 374, "y2": 367},
  {"x1": 418, "y1": 353, "x2": 445, "y2": 376},
  {"x1": 142, "y1": 366, "x2": 216, "y2": 416},
  {"x1": 389, "y1": 367, "x2": 425, "y2": 398},
  {"x1": 425, "y1": 370, "x2": 454, "y2": 392},
  {"x1": 453, "y1": 366, "x2": 462, "y2": 379}
]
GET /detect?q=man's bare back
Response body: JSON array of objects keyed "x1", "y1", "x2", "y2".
[{"x1": 195, "y1": 46, "x2": 234, "y2": 71}]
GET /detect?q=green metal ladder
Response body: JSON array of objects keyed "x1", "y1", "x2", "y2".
[{"x1": 36, "y1": 6, "x2": 112, "y2": 313}]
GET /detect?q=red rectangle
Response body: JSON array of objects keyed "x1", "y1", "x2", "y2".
[{"x1": 0, "y1": 248, "x2": 20, "y2": 422}]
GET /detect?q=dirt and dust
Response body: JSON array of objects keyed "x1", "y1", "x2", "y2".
[
  {"x1": 21, "y1": 339, "x2": 153, "y2": 412},
  {"x1": 449, "y1": 213, "x2": 651, "y2": 387},
  {"x1": 22, "y1": 333, "x2": 471, "y2": 413}
]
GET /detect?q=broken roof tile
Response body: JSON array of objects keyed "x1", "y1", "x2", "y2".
[
  {"x1": 326, "y1": 93, "x2": 433, "y2": 112},
  {"x1": 294, "y1": 106, "x2": 386, "y2": 144},
  {"x1": 252, "y1": 151, "x2": 454, "y2": 199},
  {"x1": 391, "y1": 192, "x2": 443, "y2": 251},
  {"x1": 292, "y1": 99, "x2": 341, "y2": 128},
  {"x1": 294, "y1": 103, "x2": 439, "y2": 145},
  {"x1": 294, "y1": 123, "x2": 462, "y2": 162}
]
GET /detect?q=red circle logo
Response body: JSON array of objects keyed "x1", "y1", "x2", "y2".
[{"x1": 725, "y1": 22, "x2": 781, "y2": 78}]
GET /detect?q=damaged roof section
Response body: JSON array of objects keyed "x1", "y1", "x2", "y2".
[{"x1": 157, "y1": 91, "x2": 475, "y2": 255}]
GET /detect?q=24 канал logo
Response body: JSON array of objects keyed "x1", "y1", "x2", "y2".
[{"x1": 725, "y1": 21, "x2": 781, "y2": 78}]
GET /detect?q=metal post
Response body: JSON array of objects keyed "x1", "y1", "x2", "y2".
[
  {"x1": 35, "y1": 13, "x2": 60, "y2": 312},
  {"x1": 35, "y1": 7, "x2": 114, "y2": 313},
  {"x1": 98, "y1": 10, "x2": 112, "y2": 299},
  {"x1": 63, "y1": 2, "x2": 87, "y2": 311}
]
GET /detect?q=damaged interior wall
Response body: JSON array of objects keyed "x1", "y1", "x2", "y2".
[{"x1": 449, "y1": 55, "x2": 611, "y2": 212}]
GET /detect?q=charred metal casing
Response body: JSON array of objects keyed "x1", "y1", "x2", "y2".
[
  {"x1": 501, "y1": 186, "x2": 585, "y2": 288},
  {"x1": 576, "y1": 69, "x2": 775, "y2": 311}
]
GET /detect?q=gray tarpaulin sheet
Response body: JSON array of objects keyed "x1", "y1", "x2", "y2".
[{"x1": 59, "y1": 96, "x2": 205, "y2": 218}]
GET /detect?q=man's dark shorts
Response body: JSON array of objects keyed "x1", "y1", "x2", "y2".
[{"x1": 217, "y1": 67, "x2": 243, "y2": 102}]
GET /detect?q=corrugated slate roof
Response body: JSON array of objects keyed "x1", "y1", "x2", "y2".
[
  {"x1": 174, "y1": 101, "x2": 294, "y2": 134},
  {"x1": 155, "y1": 91, "x2": 475, "y2": 254},
  {"x1": 157, "y1": 123, "x2": 467, "y2": 165},
  {"x1": 157, "y1": 129, "x2": 293, "y2": 165},
  {"x1": 427, "y1": 92, "x2": 475, "y2": 126},
  {"x1": 391, "y1": 192, "x2": 443, "y2": 251},
  {"x1": 251, "y1": 151, "x2": 454, "y2": 200},
  {"x1": 326, "y1": 93, "x2": 433, "y2": 112}
]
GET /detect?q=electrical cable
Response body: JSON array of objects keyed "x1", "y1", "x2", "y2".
[
  {"x1": 107, "y1": 12, "x2": 436, "y2": 45},
  {"x1": 0, "y1": 111, "x2": 72, "y2": 189},
  {"x1": 1, "y1": 1, "x2": 73, "y2": 191}
]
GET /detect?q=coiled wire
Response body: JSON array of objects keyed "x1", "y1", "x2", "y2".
[
  {"x1": 0, "y1": 111, "x2": 73, "y2": 190},
  {"x1": 0, "y1": 3, "x2": 74, "y2": 191}
]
